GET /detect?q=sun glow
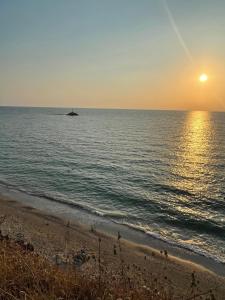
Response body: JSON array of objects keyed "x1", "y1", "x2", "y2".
[
  {"x1": 199, "y1": 73, "x2": 208, "y2": 82},
  {"x1": 169, "y1": 111, "x2": 213, "y2": 202}
]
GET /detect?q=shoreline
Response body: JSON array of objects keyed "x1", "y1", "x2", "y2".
[
  {"x1": 0, "y1": 184, "x2": 225, "y2": 277},
  {"x1": 0, "y1": 190, "x2": 225, "y2": 298}
]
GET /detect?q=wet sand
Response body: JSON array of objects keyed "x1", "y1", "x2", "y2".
[{"x1": 0, "y1": 194, "x2": 225, "y2": 298}]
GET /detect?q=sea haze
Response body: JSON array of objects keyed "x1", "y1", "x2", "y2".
[{"x1": 0, "y1": 107, "x2": 225, "y2": 263}]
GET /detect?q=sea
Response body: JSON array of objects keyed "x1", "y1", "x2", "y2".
[{"x1": 0, "y1": 107, "x2": 225, "y2": 266}]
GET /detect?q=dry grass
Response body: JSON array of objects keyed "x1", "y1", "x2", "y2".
[
  {"x1": 0, "y1": 237, "x2": 218, "y2": 300},
  {"x1": 0, "y1": 216, "x2": 218, "y2": 300},
  {"x1": 0, "y1": 239, "x2": 174, "y2": 300}
]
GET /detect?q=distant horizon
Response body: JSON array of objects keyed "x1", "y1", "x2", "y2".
[{"x1": 0, "y1": 104, "x2": 224, "y2": 113}]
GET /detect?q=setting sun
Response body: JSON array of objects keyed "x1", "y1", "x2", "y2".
[{"x1": 199, "y1": 73, "x2": 208, "y2": 82}]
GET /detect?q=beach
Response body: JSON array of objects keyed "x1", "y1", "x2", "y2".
[
  {"x1": 1, "y1": 193, "x2": 225, "y2": 299},
  {"x1": 1, "y1": 108, "x2": 225, "y2": 266},
  {"x1": 1, "y1": 0, "x2": 225, "y2": 297}
]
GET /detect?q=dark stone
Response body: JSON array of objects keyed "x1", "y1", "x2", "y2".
[{"x1": 67, "y1": 111, "x2": 79, "y2": 116}]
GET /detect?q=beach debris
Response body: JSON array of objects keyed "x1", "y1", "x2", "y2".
[
  {"x1": 72, "y1": 249, "x2": 89, "y2": 267},
  {"x1": 55, "y1": 254, "x2": 64, "y2": 266},
  {"x1": 16, "y1": 239, "x2": 34, "y2": 252},
  {"x1": 15, "y1": 232, "x2": 24, "y2": 241},
  {"x1": 0, "y1": 229, "x2": 34, "y2": 252},
  {"x1": 15, "y1": 233, "x2": 34, "y2": 252},
  {"x1": 54, "y1": 253, "x2": 71, "y2": 266}
]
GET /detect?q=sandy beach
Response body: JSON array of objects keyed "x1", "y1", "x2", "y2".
[
  {"x1": 1, "y1": 0, "x2": 225, "y2": 297},
  {"x1": 0, "y1": 194, "x2": 225, "y2": 299}
]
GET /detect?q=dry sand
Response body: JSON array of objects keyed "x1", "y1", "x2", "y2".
[{"x1": 0, "y1": 194, "x2": 225, "y2": 299}]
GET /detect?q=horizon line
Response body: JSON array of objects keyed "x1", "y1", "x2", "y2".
[{"x1": 0, "y1": 105, "x2": 224, "y2": 113}]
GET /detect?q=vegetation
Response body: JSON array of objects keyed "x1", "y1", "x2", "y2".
[
  {"x1": 0, "y1": 216, "x2": 218, "y2": 300},
  {"x1": 0, "y1": 238, "x2": 169, "y2": 300}
]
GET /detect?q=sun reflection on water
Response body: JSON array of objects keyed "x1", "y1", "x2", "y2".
[{"x1": 171, "y1": 111, "x2": 214, "y2": 203}]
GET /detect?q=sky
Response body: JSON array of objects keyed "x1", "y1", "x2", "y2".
[{"x1": 0, "y1": 0, "x2": 225, "y2": 111}]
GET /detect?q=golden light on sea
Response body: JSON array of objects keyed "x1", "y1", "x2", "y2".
[
  {"x1": 199, "y1": 73, "x2": 208, "y2": 82},
  {"x1": 169, "y1": 111, "x2": 213, "y2": 204}
]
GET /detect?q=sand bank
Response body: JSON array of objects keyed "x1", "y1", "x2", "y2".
[{"x1": 0, "y1": 193, "x2": 225, "y2": 298}]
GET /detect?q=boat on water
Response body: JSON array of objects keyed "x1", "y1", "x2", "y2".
[{"x1": 66, "y1": 109, "x2": 79, "y2": 116}]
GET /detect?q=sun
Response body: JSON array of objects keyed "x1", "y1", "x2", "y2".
[{"x1": 199, "y1": 73, "x2": 208, "y2": 82}]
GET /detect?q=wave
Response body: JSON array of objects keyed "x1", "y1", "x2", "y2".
[
  {"x1": 118, "y1": 221, "x2": 225, "y2": 265},
  {"x1": 163, "y1": 214, "x2": 225, "y2": 239},
  {"x1": 34, "y1": 192, "x2": 128, "y2": 219},
  {"x1": 0, "y1": 177, "x2": 224, "y2": 266},
  {"x1": 0, "y1": 180, "x2": 128, "y2": 220},
  {"x1": 0, "y1": 176, "x2": 158, "y2": 226},
  {"x1": 0, "y1": 178, "x2": 15, "y2": 189},
  {"x1": 153, "y1": 183, "x2": 194, "y2": 197}
]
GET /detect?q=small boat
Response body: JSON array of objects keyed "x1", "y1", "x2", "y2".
[{"x1": 67, "y1": 109, "x2": 79, "y2": 116}]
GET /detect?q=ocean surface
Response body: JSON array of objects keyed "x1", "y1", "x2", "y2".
[{"x1": 0, "y1": 107, "x2": 225, "y2": 263}]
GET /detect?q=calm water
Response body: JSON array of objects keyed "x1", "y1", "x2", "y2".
[{"x1": 0, "y1": 107, "x2": 225, "y2": 262}]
